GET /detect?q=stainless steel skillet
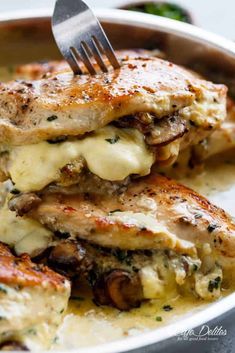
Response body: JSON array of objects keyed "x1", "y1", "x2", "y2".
[{"x1": 0, "y1": 8, "x2": 235, "y2": 353}]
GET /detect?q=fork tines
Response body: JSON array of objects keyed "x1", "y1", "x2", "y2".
[
  {"x1": 52, "y1": 0, "x2": 120, "y2": 76},
  {"x1": 69, "y1": 34, "x2": 120, "y2": 75}
]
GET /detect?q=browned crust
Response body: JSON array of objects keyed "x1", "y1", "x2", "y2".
[
  {"x1": 25, "y1": 173, "x2": 235, "y2": 259},
  {"x1": 0, "y1": 242, "x2": 68, "y2": 289},
  {"x1": 0, "y1": 55, "x2": 226, "y2": 145}
]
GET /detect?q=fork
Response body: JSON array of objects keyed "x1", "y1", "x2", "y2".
[{"x1": 52, "y1": 0, "x2": 120, "y2": 75}]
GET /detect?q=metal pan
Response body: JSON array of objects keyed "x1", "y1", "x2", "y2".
[{"x1": 0, "y1": 8, "x2": 235, "y2": 353}]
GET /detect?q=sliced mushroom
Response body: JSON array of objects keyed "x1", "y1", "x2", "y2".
[
  {"x1": 114, "y1": 113, "x2": 154, "y2": 133},
  {"x1": 93, "y1": 270, "x2": 144, "y2": 311},
  {"x1": 8, "y1": 193, "x2": 41, "y2": 216},
  {"x1": 114, "y1": 113, "x2": 187, "y2": 148},
  {"x1": 145, "y1": 115, "x2": 187, "y2": 146},
  {"x1": 0, "y1": 341, "x2": 28, "y2": 351},
  {"x1": 48, "y1": 240, "x2": 92, "y2": 278}
]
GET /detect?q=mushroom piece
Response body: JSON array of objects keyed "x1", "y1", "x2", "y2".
[
  {"x1": 93, "y1": 269, "x2": 144, "y2": 311},
  {"x1": 145, "y1": 115, "x2": 187, "y2": 146},
  {"x1": 48, "y1": 240, "x2": 92, "y2": 278},
  {"x1": 8, "y1": 192, "x2": 41, "y2": 216},
  {"x1": 0, "y1": 341, "x2": 28, "y2": 351}
]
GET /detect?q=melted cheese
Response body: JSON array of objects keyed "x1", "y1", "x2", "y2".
[
  {"x1": 8, "y1": 126, "x2": 154, "y2": 192},
  {"x1": 0, "y1": 205, "x2": 52, "y2": 257}
]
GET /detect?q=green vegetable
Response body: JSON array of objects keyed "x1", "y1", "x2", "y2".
[{"x1": 127, "y1": 3, "x2": 189, "y2": 23}]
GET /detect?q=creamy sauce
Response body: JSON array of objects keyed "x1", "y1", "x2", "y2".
[
  {"x1": 52, "y1": 286, "x2": 209, "y2": 350},
  {"x1": 177, "y1": 151, "x2": 235, "y2": 215}
]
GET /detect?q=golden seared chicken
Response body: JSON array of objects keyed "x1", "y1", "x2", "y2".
[
  {"x1": 8, "y1": 173, "x2": 235, "y2": 309},
  {"x1": 0, "y1": 242, "x2": 70, "y2": 351},
  {"x1": 0, "y1": 52, "x2": 226, "y2": 193},
  {"x1": 15, "y1": 49, "x2": 164, "y2": 80}
]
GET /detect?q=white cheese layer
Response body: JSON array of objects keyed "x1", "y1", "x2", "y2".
[
  {"x1": 0, "y1": 205, "x2": 52, "y2": 257},
  {"x1": 8, "y1": 126, "x2": 154, "y2": 192}
]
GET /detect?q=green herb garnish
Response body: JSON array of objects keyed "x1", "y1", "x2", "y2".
[
  {"x1": 156, "y1": 316, "x2": 162, "y2": 321},
  {"x1": 10, "y1": 188, "x2": 20, "y2": 195},
  {"x1": 27, "y1": 328, "x2": 37, "y2": 336},
  {"x1": 0, "y1": 284, "x2": 8, "y2": 294},
  {"x1": 208, "y1": 276, "x2": 221, "y2": 292},
  {"x1": 105, "y1": 135, "x2": 120, "y2": 144},
  {"x1": 112, "y1": 249, "x2": 133, "y2": 266},
  {"x1": 47, "y1": 115, "x2": 58, "y2": 122},
  {"x1": 162, "y1": 305, "x2": 173, "y2": 312},
  {"x1": 194, "y1": 213, "x2": 203, "y2": 219},
  {"x1": 207, "y1": 224, "x2": 218, "y2": 233}
]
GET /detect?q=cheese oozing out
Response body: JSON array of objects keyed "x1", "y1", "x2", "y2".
[
  {"x1": 0, "y1": 205, "x2": 53, "y2": 257},
  {"x1": 8, "y1": 126, "x2": 155, "y2": 192}
]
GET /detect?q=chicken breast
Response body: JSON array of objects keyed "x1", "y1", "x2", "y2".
[
  {"x1": 0, "y1": 56, "x2": 226, "y2": 145},
  {"x1": 15, "y1": 49, "x2": 164, "y2": 80},
  {"x1": 11, "y1": 174, "x2": 235, "y2": 269},
  {"x1": 0, "y1": 56, "x2": 227, "y2": 193},
  {"x1": 9, "y1": 172, "x2": 234, "y2": 309},
  {"x1": 0, "y1": 242, "x2": 70, "y2": 350}
]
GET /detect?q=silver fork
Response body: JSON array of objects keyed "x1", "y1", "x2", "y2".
[{"x1": 52, "y1": 0, "x2": 120, "y2": 75}]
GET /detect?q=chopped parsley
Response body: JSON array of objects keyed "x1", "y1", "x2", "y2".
[
  {"x1": 156, "y1": 316, "x2": 162, "y2": 322},
  {"x1": 113, "y1": 249, "x2": 133, "y2": 266},
  {"x1": 10, "y1": 188, "x2": 20, "y2": 195},
  {"x1": 208, "y1": 276, "x2": 221, "y2": 292},
  {"x1": 105, "y1": 135, "x2": 120, "y2": 144},
  {"x1": 193, "y1": 264, "x2": 199, "y2": 272},
  {"x1": 27, "y1": 328, "x2": 37, "y2": 336},
  {"x1": 207, "y1": 224, "x2": 218, "y2": 233},
  {"x1": 194, "y1": 213, "x2": 203, "y2": 219},
  {"x1": 47, "y1": 115, "x2": 58, "y2": 122},
  {"x1": 53, "y1": 336, "x2": 59, "y2": 344},
  {"x1": 162, "y1": 305, "x2": 173, "y2": 312},
  {"x1": 0, "y1": 284, "x2": 8, "y2": 294}
]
